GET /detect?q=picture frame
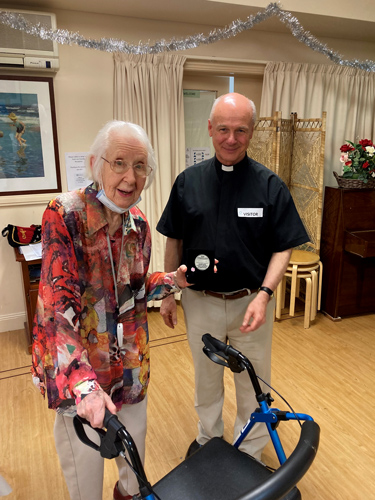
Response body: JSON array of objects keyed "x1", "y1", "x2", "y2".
[{"x1": 0, "y1": 75, "x2": 61, "y2": 196}]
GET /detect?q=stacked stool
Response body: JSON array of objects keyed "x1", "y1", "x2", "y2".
[{"x1": 275, "y1": 250, "x2": 323, "y2": 329}]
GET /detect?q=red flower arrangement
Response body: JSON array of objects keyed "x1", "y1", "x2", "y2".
[{"x1": 340, "y1": 139, "x2": 375, "y2": 183}]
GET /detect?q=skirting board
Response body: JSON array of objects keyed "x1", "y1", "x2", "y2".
[{"x1": 0, "y1": 312, "x2": 26, "y2": 333}]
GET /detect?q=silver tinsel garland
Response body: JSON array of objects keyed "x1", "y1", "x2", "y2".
[{"x1": 1, "y1": 2, "x2": 375, "y2": 72}]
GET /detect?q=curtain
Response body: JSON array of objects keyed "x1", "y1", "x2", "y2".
[
  {"x1": 113, "y1": 53, "x2": 186, "y2": 306},
  {"x1": 260, "y1": 62, "x2": 375, "y2": 189}
]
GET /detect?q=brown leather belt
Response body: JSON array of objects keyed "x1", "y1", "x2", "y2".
[{"x1": 203, "y1": 289, "x2": 257, "y2": 300}]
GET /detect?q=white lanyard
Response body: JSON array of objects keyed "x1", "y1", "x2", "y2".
[{"x1": 106, "y1": 220, "x2": 125, "y2": 315}]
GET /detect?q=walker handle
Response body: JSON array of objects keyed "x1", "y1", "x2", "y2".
[
  {"x1": 202, "y1": 334, "x2": 264, "y2": 397},
  {"x1": 202, "y1": 334, "x2": 246, "y2": 373},
  {"x1": 73, "y1": 408, "x2": 125, "y2": 459},
  {"x1": 73, "y1": 409, "x2": 154, "y2": 496}
]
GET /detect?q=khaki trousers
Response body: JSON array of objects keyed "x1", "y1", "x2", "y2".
[
  {"x1": 54, "y1": 397, "x2": 147, "y2": 500},
  {"x1": 182, "y1": 288, "x2": 274, "y2": 460}
]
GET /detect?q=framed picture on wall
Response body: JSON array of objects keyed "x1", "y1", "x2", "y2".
[{"x1": 0, "y1": 75, "x2": 61, "y2": 196}]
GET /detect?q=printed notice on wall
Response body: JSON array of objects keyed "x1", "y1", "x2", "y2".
[
  {"x1": 185, "y1": 147, "x2": 211, "y2": 169},
  {"x1": 65, "y1": 152, "x2": 91, "y2": 191}
]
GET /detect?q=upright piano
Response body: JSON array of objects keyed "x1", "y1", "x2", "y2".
[{"x1": 320, "y1": 186, "x2": 375, "y2": 319}]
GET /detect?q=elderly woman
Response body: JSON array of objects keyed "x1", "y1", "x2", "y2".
[{"x1": 31, "y1": 121, "x2": 189, "y2": 500}]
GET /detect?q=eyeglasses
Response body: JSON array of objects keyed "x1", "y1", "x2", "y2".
[{"x1": 101, "y1": 157, "x2": 152, "y2": 178}]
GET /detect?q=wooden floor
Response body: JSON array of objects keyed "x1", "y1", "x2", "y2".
[{"x1": 0, "y1": 303, "x2": 374, "y2": 499}]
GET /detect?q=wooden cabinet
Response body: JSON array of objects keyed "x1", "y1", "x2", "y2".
[
  {"x1": 320, "y1": 187, "x2": 375, "y2": 319},
  {"x1": 14, "y1": 248, "x2": 41, "y2": 353}
]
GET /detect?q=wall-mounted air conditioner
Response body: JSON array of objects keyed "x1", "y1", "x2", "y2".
[{"x1": 0, "y1": 8, "x2": 59, "y2": 71}]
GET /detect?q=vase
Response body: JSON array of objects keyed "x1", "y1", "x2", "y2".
[{"x1": 333, "y1": 171, "x2": 375, "y2": 189}]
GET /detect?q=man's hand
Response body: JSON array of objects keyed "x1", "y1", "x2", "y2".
[
  {"x1": 76, "y1": 390, "x2": 117, "y2": 428},
  {"x1": 240, "y1": 292, "x2": 269, "y2": 333},
  {"x1": 160, "y1": 294, "x2": 177, "y2": 329}
]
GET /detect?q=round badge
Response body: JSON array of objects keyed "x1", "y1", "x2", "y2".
[{"x1": 195, "y1": 254, "x2": 210, "y2": 271}]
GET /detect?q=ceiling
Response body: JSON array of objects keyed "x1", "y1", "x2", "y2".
[{"x1": 2, "y1": 0, "x2": 375, "y2": 43}]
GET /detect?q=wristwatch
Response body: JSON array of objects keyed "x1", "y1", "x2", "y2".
[{"x1": 258, "y1": 286, "x2": 274, "y2": 299}]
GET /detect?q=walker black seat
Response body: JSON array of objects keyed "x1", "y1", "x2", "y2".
[
  {"x1": 153, "y1": 421, "x2": 319, "y2": 500},
  {"x1": 153, "y1": 438, "x2": 299, "y2": 500}
]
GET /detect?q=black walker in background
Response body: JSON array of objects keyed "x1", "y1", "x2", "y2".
[{"x1": 74, "y1": 334, "x2": 320, "y2": 500}]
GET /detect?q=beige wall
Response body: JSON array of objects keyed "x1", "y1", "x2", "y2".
[
  {"x1": 1, "y1": 6, "x2": 375, "y2": 332},
  {"x1": 211, "y1": 0, "x2": 375, "y2": 23}
]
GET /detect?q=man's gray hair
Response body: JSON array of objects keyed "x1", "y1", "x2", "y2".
[
  {"x1": 85, "y1": 120, "x2": 157, "y2": 189},
  {"x1": 210, "y1": 94, "x2": 257, "y2": 127}
]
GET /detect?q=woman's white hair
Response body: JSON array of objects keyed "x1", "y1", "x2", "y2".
[{"x1": 85, "y1": 120, "x2": 157, "y2": 189}]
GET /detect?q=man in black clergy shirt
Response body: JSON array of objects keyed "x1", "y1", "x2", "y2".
[{"x1": 156, "y1": 93, "x2": 308, "y2": 460}]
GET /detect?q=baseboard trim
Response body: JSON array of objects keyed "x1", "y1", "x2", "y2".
[{"x1": 0, "y1": 312, "x2": 27, "y2": 333}]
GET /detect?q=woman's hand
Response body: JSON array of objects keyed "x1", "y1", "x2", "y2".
[
  {"x1": 76, "y1": 390, "x2": 117, "y2": 428},
  {"x1": 174, "y1": 259, "x2": 219, "y2": 289},
  {"x1": 174, "y1": 264, "x2": 190, "y2": 288}
]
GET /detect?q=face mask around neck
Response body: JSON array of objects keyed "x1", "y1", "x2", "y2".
[{"x1": 96, "y1": 188, "x2": 141, "y2": 214}]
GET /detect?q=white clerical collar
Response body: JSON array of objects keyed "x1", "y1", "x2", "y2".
[{"x1": 221, "y1": 165, "x2": 234, "y2": 172}]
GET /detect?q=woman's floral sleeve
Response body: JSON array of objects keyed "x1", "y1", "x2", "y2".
[{"x1": 31, "y1": 201, "x2": 99, "y2": 408}]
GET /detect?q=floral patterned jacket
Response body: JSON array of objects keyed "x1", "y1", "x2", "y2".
[{"x1": 31, "y1": 184, "x2": 178, "y2": 412}]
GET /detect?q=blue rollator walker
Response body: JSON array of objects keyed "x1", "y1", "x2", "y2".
[{"x1": 74, "y1": 334, "x2": 320, "y2": 500}]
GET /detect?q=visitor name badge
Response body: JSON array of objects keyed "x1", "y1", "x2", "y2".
[{"x1": 238, "y1": 208, "x2": 263, "y2": 218}]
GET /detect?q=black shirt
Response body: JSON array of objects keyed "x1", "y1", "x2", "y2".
[{"x1": 157, "y1": 155, "x2": 308, "y2": 292}]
